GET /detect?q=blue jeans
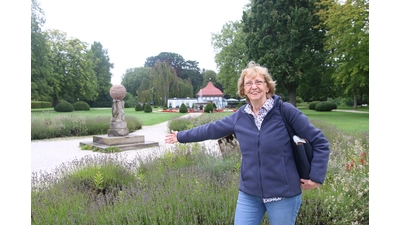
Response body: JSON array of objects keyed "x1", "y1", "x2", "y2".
[{"x1": 234, "y1": 191, "x2": 302, "y2": 225}]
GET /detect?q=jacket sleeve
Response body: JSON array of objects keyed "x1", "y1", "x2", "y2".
[
  {"x1": 283, "y1": 103, "x2": 330, "y2": 184},
  {"x1": 177, "y1": 112, "x2": 239, "y2": 143}
]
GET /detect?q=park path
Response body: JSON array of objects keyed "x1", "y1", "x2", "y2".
[{"x1": 31, "y1": 113, "x2": 219, "y2": 175}]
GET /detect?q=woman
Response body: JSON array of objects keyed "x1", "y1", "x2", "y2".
[{"x1": 165, "y1": 61, "x2": 330, "y2": 225}]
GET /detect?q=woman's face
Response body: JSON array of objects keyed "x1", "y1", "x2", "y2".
[{"x1": 243, "y1": 73, "x2": 269, "y2": 103}]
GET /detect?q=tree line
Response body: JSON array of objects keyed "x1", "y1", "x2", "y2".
[
  {"x1": 31, "y1": 0, "x2": 368, "y2": 109},
  {"x1": 212, "y1": 0, "x2": 368, "y2": 108}
]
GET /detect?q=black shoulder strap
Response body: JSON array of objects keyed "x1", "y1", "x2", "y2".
[{"x1": 280, "y1": 100, "x2": 294, "y2": 138}]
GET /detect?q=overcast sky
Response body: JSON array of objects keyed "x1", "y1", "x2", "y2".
[{"x1": 38, "y1": 0, "x2": 249, "y2": 84}]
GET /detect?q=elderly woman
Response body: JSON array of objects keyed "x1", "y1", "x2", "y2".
[{"x1": 165, "y1": 61, "x2": 330, "y2": 225}]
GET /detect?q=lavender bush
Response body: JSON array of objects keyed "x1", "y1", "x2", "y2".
[{"x1": 31, "y1": 117, "x2": 368, "y2": 224}]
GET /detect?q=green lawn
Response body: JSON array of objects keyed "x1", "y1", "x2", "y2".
[
  {"x1": 301, "y1": 109, "x2": 369, "y2": 133},
  {"x1": 32, "y1": 106, "x2": 369, "y2": 133},
  {"x1": 31, "y1": 108, "x2": 184, "y2": 126}
]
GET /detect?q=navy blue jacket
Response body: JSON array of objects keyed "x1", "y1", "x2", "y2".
[{"x1": 177, "y1": 95, "x2": 330, "y2": 198}]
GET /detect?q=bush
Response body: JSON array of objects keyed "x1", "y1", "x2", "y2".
[
  {"x1": 31, "y1": 101, "x2": 52, "y2": 109},
  {"x1": 31, "y1": 115, "x2": 142, "y2": 140},
  {"x1": 315, "y1": 102, "x2": 333, "y2": 111},
  {"x1": 236, "y1": 101, "x2": 244, "y2": 109},
  {"x1": 124, "y1": 92, "x2": 135, "y2": 108},
  {"x1": 179, "y1": 103, "x2": 188, "y2": 113},
  {"x1": 135, "y1": 103, "x2": 143, "y2": 111},
  {"x1": 144, "y1": 103, "x2": 152, "y2": 113},
  {"x1": 54, "y1": 101, "x2": 74, "y2": 112},
  {"x1": 308, "y1": 101, "x2": 321, "y2": 110},
  {"x1": 167, "y1": 117, "x2": 192, "y2": 131},
  {"x1": 73, "y1": 101, "x2": 90, "y2": 111},
  {"x1": 204, "y1": 103, "x2": 214, "y2": 113},
  {"x1": 326, "y1": 101, "x2": 337, "y2": 110}
]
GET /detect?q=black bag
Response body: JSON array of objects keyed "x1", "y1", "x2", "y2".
[{"x1": 280, "y1": 101, "x2": 314, "y2": 179}]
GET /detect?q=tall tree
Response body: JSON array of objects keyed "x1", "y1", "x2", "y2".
[
  {"x1": 211, "y1": 21, "x2": 248, "y2": 98},
  {"x1": 46, "y1": 29, "x2": 98, "y2": 105},
  {"x1": 202, "y1": 70, "x2": 217, "y2": 87},
  {"x1": 87, "y1": 41, "x2": 114, "y2": 107},
  {"x1": 136, "y1": 77, "x2": 152, "y2": 103},
  {"x1": 121, "y1": 67, "x2": 151, "y2": 97},
  {"x1": 150, "y1": 61, "x2": 178, "y2": 104},
  {"x1": 182, "y1": 60, "x2": 202, "y2": 96},
  {"x1": 31, "y1": 0, "x2": 52, "y2": 101},
  {"x1": 145, "y1": 52, "x2": 186, "y2": 78},
  {"x1": 316, "y1": 0, "x2": 369, "y2": 109},
  {"x1": 145, "y1": 52, "x2": 202, "y2": 96},
  {"x1": 242, "y1": 0, "x2": 327, "y2": 106}
]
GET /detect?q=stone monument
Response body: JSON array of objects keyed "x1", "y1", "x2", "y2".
[
  {"x1": 108, "y1": 84, "x2": 129, "y2": 136},
  {"x1": 79, "y1": 84, "x2": 159, "y2": 151}
]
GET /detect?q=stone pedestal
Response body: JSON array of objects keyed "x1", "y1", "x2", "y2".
[
  {"x1": 108, "y1": 121, "x2": 129, "y2": 137},
  {"x1": 80, "y1": 134, "x2": 159, "y2": 151}
]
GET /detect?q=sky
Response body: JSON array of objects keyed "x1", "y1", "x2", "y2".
[{"x1": 38, "y1": 0, "x2": 250, "y2": 85}]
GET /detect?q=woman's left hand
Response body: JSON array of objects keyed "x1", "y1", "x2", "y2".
[{"x1": 300, "y1": 179, "x2": 320, "y2": 190}]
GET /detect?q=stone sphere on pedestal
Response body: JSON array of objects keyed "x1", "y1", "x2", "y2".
[{"x1": 110, "y1": 84, "x2": 126, "y2": 100}]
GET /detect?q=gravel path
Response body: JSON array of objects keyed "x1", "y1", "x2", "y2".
[{"x1": 31, "y1": 113, "x2": 219, "y2": 175}]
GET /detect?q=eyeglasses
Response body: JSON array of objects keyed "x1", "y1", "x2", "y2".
[{"x1": 245, "y1": 80, "x2": 266, "y2": 87}]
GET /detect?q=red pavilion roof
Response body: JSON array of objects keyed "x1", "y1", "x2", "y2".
[{"x1": 195, "y1": 81, "x2": 223, "y2": 97}]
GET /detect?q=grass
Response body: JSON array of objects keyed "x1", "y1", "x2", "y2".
[
  {"x1": 301, "y1": 109, "x2": 369, "y2": 133},
  {"x1": 31, "y1": 108, "x2": 184, "y2": 126}
]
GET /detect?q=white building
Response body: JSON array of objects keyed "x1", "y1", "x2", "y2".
[{"x1": 167, "y1": 81, "x2": 226, "y2": 109}]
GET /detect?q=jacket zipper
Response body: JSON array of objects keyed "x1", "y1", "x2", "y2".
[{"x1": 257, "y1": 129, "x2": 264, "y2": 197}]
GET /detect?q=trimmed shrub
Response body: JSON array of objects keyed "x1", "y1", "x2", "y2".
[
  {"x1": 135, "y1": 103, "x2": 143, "y2": 111},
  {"x1": 31, "y1": 101, "x2": 42, "y2": 109},
  {"x1": 204, "y1": 103, "x2": 214, "y2": 113},
  {"x1": 72, "y1": 101, "x2": 90, "y2": 111},
  {"x1": 144, "y1": 103, "x2": 153, "y2": 113},
  {"x1": 325, "y1": 101, "x2": 337, "y2": 110},
  {"x1": 179, "y1": 103, "x2": 188, "y2": 113},
  {"x1": 31, "y1": 101, "x2": 52, "y2": 109},
  {"x1": 54, "y1": 101, "x2": 74, "y2": 112},
  {"x1": 315, "y1": 102, "x2": 333, "y2": 111},
  {"x1": 308, "y1": 101, "x2": 321, "y2": 110}
]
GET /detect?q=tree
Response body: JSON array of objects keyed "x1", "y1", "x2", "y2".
[
  {"x1": 46, "y1": 29, "x2": 98, "y2": 105},
  {"x1": 145, "y1": 52, "x2": 186, "y2": 78},
  {"x1": 242, "y1": 0, "x2": 327, "y2": 106},
  {"x1": 87, "y1": 41, "x2": 114, "y2": 107},
  {"x1": 202, "y1": 70, "x2": 217, "y2": 87},
  {"x1": 145, "y1": 52, "x2": 202, "y2": 96},
  {"x1": 136, "y1": 78, "x2": 152, "y2": 103},
  {"x1": 150, "y1": 61, "x2": 178, "y2": 104},
  {"x1": 182, "y1": 60, "x2": 202, "y2": 96},
  {"x1": 121, "y1": 67, "x2": 151, "y2": 97},
  {"x1": 212, "y1": 20, "x2": 248, "y2": 98},
  {"x1": 31, "y1": 0, "x2": 52, "y2": 101},
  {"x1": 171, "y1": 79, "x2": 194, "y2": 100},
  {"x1": 316, "y1": 0, "x2": 369, "y2": 109}
]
